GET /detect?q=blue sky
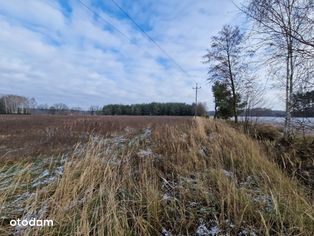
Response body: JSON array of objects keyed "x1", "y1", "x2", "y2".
[{"x1": 0, "y1": 0, "x2": 281, "y2": 110}]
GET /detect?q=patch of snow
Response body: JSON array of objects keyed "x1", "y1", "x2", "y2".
[
  {"x1": 111, "y1": 136, "x2": 127, "y2": 144},
  {"x1": 225, "y1": 219, "x2": 235, "y2": 229},
  {"x1": 238, "y1": 229, "x2": 257, "y2": 236},
  {"x1": 189, "y1": 201, "x2": 199, "y2": 207},
  {"x1": 253, "y1": 194, "x2": 273, "y2": 212},
  {"x1": 196, "y1": 224, "x2": 210, "y2": 236},
  {"x1": 240, "y1": 176, "x2": 258, "y2": 188},
  {"x1": 12, "y1": 192, "x2": 32, "y2": 204},
  {"x1": 54, "y1": 166, "x2": 64, "y2": 176},
  {"x1": 137, "y1": 149, "x2": 154, "y2": 158},
  {"x1": 223, "y1": 170, "x2": 233, "y2": 177},
  {"x1": 162, "y1": 193, "x2": 172, "y2": 201},
  {"x1": 196, "y1": 224, "x2": 221, "y2": 236},
  {"x1": 142, "y1": 128, "x2": 152, "y2": 138},
  {"x1": 32, "y1": 176, "x2": 56, "y2": 188},
  {"x1": 40, "y1": 170, "x2": 49, "y2": 178},
  {"x1": 238, "y1": 229, "x2": 248, "y2": 236},
  {"x1": 124, "y1": 127, "x2": 135, "y2": 133},
  {"x1": 135, "y1": 128, "x2": 152, "y2": 141},
  {"x1": 196, "y1": 219, "x2": 221, "y2": 236},
  {"x1": 208, "y1": 226, "x2": 220, "y2": 235},
  {"x1": 162, "y1": 227, "x2": 173, "y2": 236},
  {"x1": 127, "y1": 128, "x2": 152, "y2": 145},
  {"x1": 31, "y1": 165, "x2": 64, "y2": 188}
]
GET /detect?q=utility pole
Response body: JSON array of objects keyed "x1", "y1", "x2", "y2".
[{"x1": 193, "y1": 82, "x2": 201, "y2": 118}]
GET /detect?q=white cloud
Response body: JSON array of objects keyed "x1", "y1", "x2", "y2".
[{"x1": 0, "y1": 0, "x2": 282, "y2": 110}]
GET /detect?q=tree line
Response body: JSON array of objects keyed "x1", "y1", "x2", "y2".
[
  {"x1": 0, "y1": 96, "x2": 208, "y2": 117},
  {"x1": 102, "y1": 103, "x2": 207, "y2": 116}
]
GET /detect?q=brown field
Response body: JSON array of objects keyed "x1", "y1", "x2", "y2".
[
  {"x1": 0, "y1": 115, "x2": 313, "y2": 235},
  {"x1": 0, "y1": 115, "x2": 192, "y2": 162}
]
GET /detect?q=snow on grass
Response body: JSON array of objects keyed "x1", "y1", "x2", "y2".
[
  {"x1": 223, "y1": 170, "x2": 234, "y2": 177},
  {"x1": 196, "y1": 224, "x2": 211, "y2": 236},
  {"x1": 137, "y1": 148, "x2": 154, "y2": 158},
  {"x1": 208, "y1": 225, "x2": 220, "y2": 235},
  {"x1": 238, "y1": 229, "x2": 257, "y2": 236},
  {"x1": 162, "y1": 227, "x2": 173, "y2": 236},
  {"x1": 161, "y1": 193, "x2": 171, "y2": 201}
]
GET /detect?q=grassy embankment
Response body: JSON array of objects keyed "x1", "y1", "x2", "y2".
[
  {"x1": 0, "y1": 116, "x2": 313, "y2": 235},
  {"x1": 232, "y1": 122, "x2": 314, "y2": 189}
]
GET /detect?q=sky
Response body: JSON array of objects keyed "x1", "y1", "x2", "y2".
[{"x1": 0, "y1": 0, "x2": 282, "y2": 110}]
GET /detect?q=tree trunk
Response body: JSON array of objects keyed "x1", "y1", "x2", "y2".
[
  {"x1": 227, "y1": 55, "x2": 238, "y2": 123},
  {"x1": 284, "y1": 56, "x2": 290, "y2": 138},
  {"x1": 288, "y1": 41, "x2": 294, "y2": 137},
  {"x1": 284, "y1": 5, "x2": 294, "y2": 139},
  {"x1": 231, "y1": 80, "x2": 238, "y2": 123}
]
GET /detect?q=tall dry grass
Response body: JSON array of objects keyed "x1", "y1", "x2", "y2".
[{"x1": 1, "y1": 118, "x2": 313, "y2": 235}]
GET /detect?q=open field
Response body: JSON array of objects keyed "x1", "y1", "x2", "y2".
[
  {"x1": 0, "y1": 115, "x2": 191, "y2": 162},
  {"x1": 0, "y1": 115, "x2": 313, "y2": 235}
]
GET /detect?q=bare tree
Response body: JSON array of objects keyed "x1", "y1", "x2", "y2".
[
  {"x1": 71, "y1": 106, "x2": 82, "y2": 111},
  {"x1": 240, "y1": 0, "x2": 314, "y2": 138},
  {"x1": 37, "y1": 104, "x2": 49, "y2": 110},
  {"x1": 52, "y1": 103, "x2": 69, "y2": 115},
  {"x1": 1, "y1": 95, "x2": 29, "y2": 114},
  {"x1": 204, "y1": 25, "x2": 247, "y2": 123},
  {"x1": 240, "y1": 0, "x2": 314, "y2": 54},
  {"x1": 27, "y1": 98, "x2": 37, "y2": 109},
  {"x1": 25, "y1": 97, "x2": 37, "y2": 114},
  {"x1": 241, "y1": 76, "x2": 265, "y2": 125},
  {"x1": 54, "y1": 103, "x2": 69, "y2": 111}
]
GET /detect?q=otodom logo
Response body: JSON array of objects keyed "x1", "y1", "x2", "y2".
[{"x1": 10, "y1": 218, "x2": 54, "y2": 227}]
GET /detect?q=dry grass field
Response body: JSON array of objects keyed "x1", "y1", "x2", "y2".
[
  {"x1": 0, "y1": 115, "x2": 313, "y2": 235},
  {"x1": 0, "y1": 115, "x2": 191, "y2": 162}
]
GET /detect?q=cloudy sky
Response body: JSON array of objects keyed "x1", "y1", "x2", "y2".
[{"x1": 0, "y1": 0, "x2": 280, "y2": 110}]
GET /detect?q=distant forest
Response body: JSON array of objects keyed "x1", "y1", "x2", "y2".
[
  {"x1": 240, "y1": 108, "x2": 286, "y2": 117},
  {"x1": 207, "y1": 108, "x2": 286, "y2": 117},
  {"x1": 0, "y1": 96, "x2": 208, "y2": 116},
  {"x1": 1, "y1": 93, "x2": 313, "y2": 117},
  {"x1": 102, "y1": 103, "x2": 207, "y2": 116}
]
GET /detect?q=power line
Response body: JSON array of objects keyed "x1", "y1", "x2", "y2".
[
  {"x1": 109, "y1": 0, "x2": 191, "y2": 78},
  {"x1": 79, "y1": 0, "x2": 194, "y2": 79},
  {"x1": 41, "y1": 0, "x2": 196, "y2": 83},
  {"x1": 78, "y1": 0, "x2": 130, "y2": 41},
  {"x1": 77, "y1": 1, "x2": 200, "y2": 90}
]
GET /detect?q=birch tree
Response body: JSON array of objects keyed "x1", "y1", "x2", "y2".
[{"x1": 241, "y1": 0, "x2": 314, "y2": 137}]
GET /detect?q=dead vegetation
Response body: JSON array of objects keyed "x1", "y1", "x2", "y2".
[
  {"x1": 0, "y1": 115, "x2": 191, "y2": 162},
  {"x1": 232, "y1": 122, "x2": 314, "y2": 189},
  {"x1": 0, "y1": 116, "x2": 313, "y2": 235}
]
